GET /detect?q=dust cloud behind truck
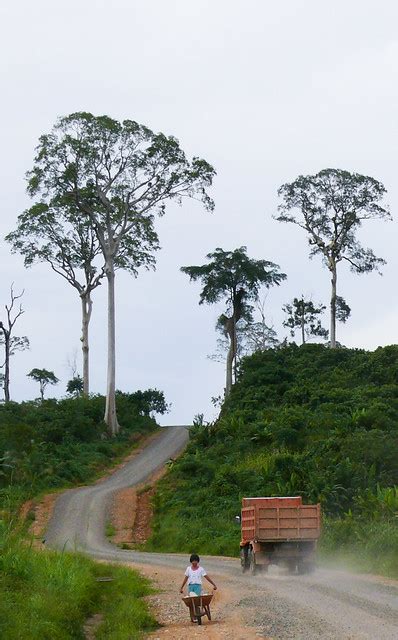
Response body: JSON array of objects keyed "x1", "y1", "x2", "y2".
[{"x1": 239, "y1": 496, "x2": 321, "y2": 574}]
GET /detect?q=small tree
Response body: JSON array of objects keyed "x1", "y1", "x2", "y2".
[
  {"x1": 283, "y1": 296, "x2": 328, "y2": 344},
  {"x1": 25, "y1": 112, "x2": 215, "y2": 435},
  {"x1": 239, "y1": 298, "x2": 279, "y2": 354},
  {"x1": 66, "y1": 375, "x2": 84, "y2": 398},
  {"x1": 128, "y1": 389, "x2": 169, "y2": 416},
  {"x1": 276, "y1": 169, "x2": 390, "y2": 347},
  {"x1": 181, "y1": 247, "x2": 286, "y2": 396},
  {"x1": 0, "y1": 285, "x2": 30, "y2": 402},
  {"x1": 27, "y1": 368, "x2": 59, "y2": 401}
]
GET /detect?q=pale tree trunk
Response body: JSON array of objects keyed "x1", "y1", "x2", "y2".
[
  {"x1": 3, "y1": 334, "x2": 10, "y2": 402},
  {"x1": 104, "y1": 259, "x2": 119, "y2": 435},
  {"x1": 81, "y1": 293, "x2": 92, "y2": 396},
  {"x1": 330, "y1": 265, "x2": 337, "y2": 348},
  {"x1": 225, "y1": 315, "x2": 237, "y2": 397},
  {"x1": 301, "y1": 317, "x2": 305, "y2": 345},
  {"x1": 225, "y1": 337, "x2": 233, "y2": 397},
  {"x1": 232, "y1": 313, "x2": 238, "y2": 383}
]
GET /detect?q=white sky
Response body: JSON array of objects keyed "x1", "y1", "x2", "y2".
[{"x1": 1, "y1": 0, "x2": 398, "y2": 423}]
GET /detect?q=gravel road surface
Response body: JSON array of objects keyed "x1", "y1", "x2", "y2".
[{"x1": 45, "y1": 427, "x2": 398, "y2": 639}]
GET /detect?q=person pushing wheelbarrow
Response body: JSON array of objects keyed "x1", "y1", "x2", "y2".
[{"x1": 180, "y1": 554, "x2": 218, "y2": 624}]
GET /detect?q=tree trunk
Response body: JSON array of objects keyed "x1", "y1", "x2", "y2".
[
  {"x1": 104, "y1": 259, "x2": 119, "y2": 435},
  {"x1": 40, "y1": 381, "x2": 44, "y2": 401},
  {"x1": 330, "y1": 265, "x2": 337, "y2": 348},
  {"x1": 225, "y1": 337, "x2": 234, "y2": 397},
  {"x1": 225, "y1": 314, "x2": 237, "y2": 397},
  {"x1": 3, "y1": 333, "x2": 10, "y2": 402},
  {"x1": 301, "y1": 316, "x2": 305, "y2": 345},
  {"x1": 232, "y1": 312, "x2": 238, "y2": 383},
  {"x1": 81, "y1": 293, "x2": 92, "y2": 396}
]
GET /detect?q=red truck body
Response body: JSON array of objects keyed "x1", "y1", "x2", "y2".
[{"x1": 240, "y1": 497, "x2": 321, "y2": 574}]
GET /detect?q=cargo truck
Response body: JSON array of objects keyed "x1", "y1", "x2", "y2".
[{"x1": 239, "y1": 496, "x2": 321, "y2": 574}]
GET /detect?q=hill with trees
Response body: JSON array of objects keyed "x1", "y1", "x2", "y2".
[{"x1": 148, "y1": 344, "x2": 398, "y2": 576}]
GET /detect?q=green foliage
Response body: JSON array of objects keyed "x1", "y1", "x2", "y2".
[
  {"x1": 23, "y1": 111, "x2": 216, "y2": 277},
  {"x1": 282, "y1": 296, "x2": 328, "y2": 343},
  {"x1": 148, "y1": 344, "x2": 398, "y2": 574},
  {"x1": 181, "y1": 246, "x2": 286, "y2": 307},
  {"x1": 27, "y1": 368, "x2": 59, "y2": 400},
  {"x1": 0, "y1": 525, "x2": 156, "y2": 640},
  {"x1": 276, "y1": 168, "x2": 390, "y2": 272},
  {"x1": 0, "y1": 393, "x2": 158, "y2": 513},
  {"x1": 182, "y1": 247, "x2": 286, "y2": 393},
  {"x1": 66, "y1": 375, "x2": 84, "y2": 397},
  {"x1": 276, "y1": 169, "x2": 390, "y2": 346},
  {"x1": 127, "y1": 388, "x2": 169, "y2": 415}
]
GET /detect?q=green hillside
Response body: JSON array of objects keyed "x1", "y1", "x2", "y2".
[
  {"x1": 0, "y1": 392, "x2": 162, "y2": 639},
  {"x1": 148, "y1": 344, "x2": 398, "y2": 576},
  {"x1": 0, "y1": 392, "x2": 159, "y2": 514}
]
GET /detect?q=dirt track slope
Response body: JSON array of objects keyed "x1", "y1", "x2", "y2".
[{"x1": 45, "y1": 427, "x2": 398, "y2": 639}]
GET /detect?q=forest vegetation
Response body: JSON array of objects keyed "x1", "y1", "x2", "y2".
[
  {"x1": 0, "y1": 391, "x2": 163, "y2": 639},
  {"x1": 147, "y1": 344, "x2": 398, "y2": 577},
  {"x1": 1, "y1": 111, "x2": 397, "y2": 635}
]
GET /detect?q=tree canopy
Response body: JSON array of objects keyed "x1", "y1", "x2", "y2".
[
  {"x1": 181, "y1": 247, "x2": 286, "y2": 394},
  {"x1": 276, "y1": 168, "x2": 390, "y2": 347},
  {"x1": 22, "y1": 112, "x2": 215, "y2": 434},
  {"x1": 7, "y1": 204, "x2": 105, "y2": 396},
  {"x1": 283, "y1": 296, "x2": 328, "y2": 344},
  {"x1": 27, "y1": 368, "x2": 59, "y2": 401}
]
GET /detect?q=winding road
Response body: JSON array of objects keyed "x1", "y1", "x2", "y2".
[{"x1": 45, "y1": 427, "x2": 398, "y2": 639}]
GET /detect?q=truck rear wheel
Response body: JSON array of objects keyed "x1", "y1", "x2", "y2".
[
  {"x1": 249, "y1": 548, "x2": 257, "y2": 575},
  {"x1": 240, "y1": 548, "x2": 249, "y2": 573}
]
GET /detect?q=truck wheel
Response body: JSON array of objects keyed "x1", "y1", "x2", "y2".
[
  {"x1": 240, "y1": 548, "x2": 249, "y2": 573},
  {"x1": 249, "y1": 549, "x2": 257, "y2": 575}
]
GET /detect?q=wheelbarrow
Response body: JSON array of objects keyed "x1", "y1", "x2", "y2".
[{"x1": 182, "y1": 592, "x2": 213, "y2": 625}]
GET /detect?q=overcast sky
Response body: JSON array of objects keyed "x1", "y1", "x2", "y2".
[{"x1": 1, "y1": 1, "x2": 398, "y2": 423}]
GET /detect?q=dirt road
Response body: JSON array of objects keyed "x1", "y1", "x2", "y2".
[{"x1": 45, "y1": 427, "x2": 398, "y2": 639}]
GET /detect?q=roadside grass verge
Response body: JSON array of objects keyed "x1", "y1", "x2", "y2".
[
  {"x1": 95, "y1": 564, "x2": 157, "y2": 639},
  {"x1": 320, "y1": 517, "x2": 398, "y2": 578},
  {"x1": 0, "y1": 525, "x2": 157, "y2": 640}
]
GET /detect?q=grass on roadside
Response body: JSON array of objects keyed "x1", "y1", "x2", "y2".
[
  {"x1": 0, "y1": 524, "x2": 158, "y2": 640},
  {"x1": 319, "y1": 517, "x2": 398, "y2": 578}
]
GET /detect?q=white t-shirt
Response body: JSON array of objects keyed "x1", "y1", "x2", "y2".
[{"x1": 185, "y1": 565, "x2": 207, "y2": 584}]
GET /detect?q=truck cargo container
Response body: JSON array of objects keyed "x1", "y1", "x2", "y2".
[{"x1": 239, "y1": 496, "x2": 321, "y2": 574}]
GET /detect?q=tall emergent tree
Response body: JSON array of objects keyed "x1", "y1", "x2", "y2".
[
  {"x1": 0, "y1": 285, "x2": 30, "y2": 402},
  {"x1": 276, "y1": 169, "x2": 390, "y2": 347},
  {"x1": 7, "y1": 206, "x2": 104, "y2": 395},
  {"x1": 282, "y1": 296, "x2": 328, "y2": 344},
  {"x1": 21, "y1": 112, "x2": 215, "y2": 435},
  {"x1": 27, "y1": 368, "x2": 59, "y2": 401},
  {"x1": 181, "y1": 247, "x2": 286, "y2": 396}
]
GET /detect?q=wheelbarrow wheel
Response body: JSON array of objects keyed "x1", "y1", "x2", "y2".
[{"x1": 194, "y1": 603, "x2": 202, "y2": 625}]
